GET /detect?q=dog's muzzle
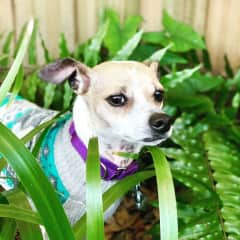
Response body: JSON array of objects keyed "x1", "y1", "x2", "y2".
[
  {"x1": 149, "y1": 113, "x2": 171, "y2": 134},
  {"x1": 143, "y1": 113, "x2": 171, "y2": 142}
]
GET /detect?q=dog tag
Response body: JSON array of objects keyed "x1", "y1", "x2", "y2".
[{"x1": 133, "y1": 183, "x2": 145, "y2": 209}]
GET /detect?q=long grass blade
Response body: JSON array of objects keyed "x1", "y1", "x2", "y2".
[
  {"x1": 0, "y1": 20, "x2": 33, "y2": 103},
  {"x1": 0, "y1": 32, "x2": 13, "y2": 66},
  {"x1": 5, "y1": 189, "x2": 43, "y2": 240},
  {"x1": 63, "y1": 81, "x2": 73, "y2": 110},
  {"x1": 0, "y1": 204, "x2": 41, "y2": 225},
  {"x1": 0, "y1": 124, "x2": 75, "y2": 240},
  {"x1": 86, "y1": 138, "x2": 104, "y2": 240},
  {"x1": 59, "y1": 32, "x2": 70, "y2": 58},
  {"x1": 0, "y1": 218, "x2": 16, "y2": 240},
  {"x1": 14, "y1": 23, "x2": 27, "y2": 57},
  {"x1": 24, "y1": 71, "x2": 39, "y2": 101},
  {"x1": 73, "y1": 170, "x2": 155, "y2": 239},
  {"x1": 28, "y1": 19, "x2": 38, "y2": 65},
  {"x1": 147, "y1": 146, "x2": 178, "y2": 240},
  {"x1": 43, "y1": 83, "x2": 56, "y2": 108},
  {"x1": 8, "y1": 66, "x2": 24, "y2": 105}
]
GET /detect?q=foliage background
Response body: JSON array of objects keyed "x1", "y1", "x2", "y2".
[
  {"x1": 0, "y1": 8, "x2": 239, "y2": 240},
  {"x1": 1, "y1": 0, "x2": 240, "y2": 73}
]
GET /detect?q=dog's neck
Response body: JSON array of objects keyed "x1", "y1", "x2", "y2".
[{"x1": 72, "y1": 97, "x2": 141, "y2": 167}]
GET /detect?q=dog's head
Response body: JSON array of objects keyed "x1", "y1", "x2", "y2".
[{"x1": 39, "y1": 58, "x2": 172, "y2": 146}]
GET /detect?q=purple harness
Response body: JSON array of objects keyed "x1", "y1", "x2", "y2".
[{"x1": 69, "y1": 122, "x2": 138, "y2": 181}]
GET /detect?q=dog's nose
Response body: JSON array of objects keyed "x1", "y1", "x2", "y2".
[{"x1": 149, "y1": 113, "x2": 171, "y2": 134}]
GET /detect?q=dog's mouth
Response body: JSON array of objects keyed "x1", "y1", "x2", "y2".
[
  {"x1": 142, "y1": 136, "x2": 166, "y2": 142},
  {"x1": 142, "y1": 128, "x2": 172, "y2": 143}
]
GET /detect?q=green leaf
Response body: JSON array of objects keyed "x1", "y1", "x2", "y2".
[
  {"x1": 131, "y1": 44, "x2": 158, "y2": 61},
  {"x1": 59, "y1": 32, "x2": 70, "y2": 58},
  {"x1": 143, "y1": 11, "x2": 205, "y2": 52},
  {"x1": 0, "y1": 54, "x2": 8, "y2": 63},
  {"x1": 147, "y1": 147, "x2": 178, "y2": 240},
  {"x1": 0, "y1": 218, "x2": 16, "y2": 240},
  {"x1": 114, "y1": 151, "x2": 139, "y2": 160},
  {"x1": 14, "y1": 23, "x2": 27, "y2": 57},
  {"x1": 161, "y1": 65, "x2": 201, "y2": 90},
  {"x1": 73, "y1": 170, "x2": 155, "y2": 239},
  {"x1": 0, "y1": 193, "x2": 16, "y2": 240},
  {"x1": 0, "y1": 123, "x2": 75, "y2": 240},
  {"x1": 74, "y1": 42, "x2": 88, "y2": 60},
  {"x1": 21, "y1": 111, "x2": 60, "y2": 145},
  {"x1": 122, "y1": 15, "x2": 143, "y2": 44},
  {"x1": 8, "y1": 66, "x2": 24, "y2": 105},
  {"x1": 28, "y1": 19, "x2": 38, "y2": 65},
  {"x1": 43, "y1": 83, "x2": 56, "y2": 108},
  {"x1": 168, "y1": 93, "x2": 215, "y2": 113},
  {"x1": 0, "y1": 20, "x2": 33, "y2": 103},
  {"x1": 4, "y1": 189, "x2": 43, "y2": 240},
  {"x1": 164, "y1": 115, "x2": 225, "y2": 239},
  {"x1": 232, "y1": 92, "x2": 240, "y2": 108},
  {"x1": 2, "y1": 32, "x2": 13, "y2": 55},
  {"x1": 224, "y1": 54, "x2": 234, "y2": 78},
  {"x1": 39, "y1": 34, "x2": 52, "y2": 63},
  {"x1": 0, "y1": 32, "x2": 13, "y2": 66},
  {"x1": 86, "y1": 138, "x2": 104, "y2": 240},
  {"x1": 202, "y1": 48, "x2": 212, "y2": 71},
  {"x1": 24, "y1": 71, "x2": 39, "y2": 101},
  {"x1": 63, "y1": 81, "x2": 73, "y2": 110},
  {"x1": 103, "y1": 9, "x2": 142, "y2": 58},
  {"x1": 103, "y1": 9, "x2": 122, "y2": 56},
  {"x1": 146, "y1": 44, "x2": 172, "y2": 62},
  {"x1": 160, "y1": 51, "x2": 188, "y2": 65},
  {"x1": 0, "y1": 204, "x2": 41, "y2": 225},
  {"x1": 188, "y1": 72, "x2": 224, "y2": 93},
  {"x1": 227, "y1": 70, "x2": 240, "y2": 90},
  {"x1": 167, "y1": 72, "x2": 224, "y2": 96},
  {"x1": 163, "y1": 11, "x2": 205, "y2": 51},
  {"x1": 204, "y1": 131, "x2": 240, "y2": 239},
  {"x1": 112, "y1": 30, "x2": 143, "y2": 60},
  {"x1": 84, "y1": 20, "x2": 109, "y2": 66}
]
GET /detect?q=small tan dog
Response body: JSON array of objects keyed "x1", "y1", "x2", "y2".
[{"x1": 0, "y1": 59, "x2": 171, "y2": 235}]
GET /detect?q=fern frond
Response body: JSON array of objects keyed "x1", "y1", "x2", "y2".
[
  {"x1": 163, "y1": 114, "x2": 226, "y2": 239},
  {"x1": 204, "y1": 131, "x2": 240, "y2": 239}
]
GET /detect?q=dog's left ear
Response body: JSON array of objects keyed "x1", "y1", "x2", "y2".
[
  {"x1": 39, "y1": 58, "x2": 90, "y2": 94},
  {"x1": 143, "y1": 61, "x2": 159, "y2": 73},
  {"x1": 143, "y1": 61, "x2": 160, "y2": 79}
]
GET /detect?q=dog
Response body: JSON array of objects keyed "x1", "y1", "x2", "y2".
[{"x1": 0, "y1": 59, "x2": 171, "y2": 229}]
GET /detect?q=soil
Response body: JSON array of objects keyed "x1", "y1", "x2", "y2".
[{"x1": 105, "y1": 180, "x2": 159, "y2": 240}]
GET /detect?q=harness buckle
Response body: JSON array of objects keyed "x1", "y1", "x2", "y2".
[{"x1": 100, "y1": 162, "x2": 108, "y2": 179}]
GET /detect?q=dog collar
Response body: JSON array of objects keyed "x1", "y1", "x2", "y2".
[{"x1": 69, "y1": 122, "x2": 138, "y2": 181}]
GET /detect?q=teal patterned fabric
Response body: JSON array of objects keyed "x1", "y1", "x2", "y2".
[
  {"x1": 0, "y1": 95, "x2": 70, "y2": 203},
  {"x1": 0, "y1": 95, "x2": 23, "y2": 107},
  {"x1": 0, "y1": 95, "x2": 27, "y2": 187},
  {"x1": 39, "y1": 114, "x2": 71, "y2": 203}
]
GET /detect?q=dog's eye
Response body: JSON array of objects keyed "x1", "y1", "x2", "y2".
[
  {"x1": 154, "y1": 90, "x2": 164, "y2": 102},
  {"x1": 106, "y1": 94, "x2": 128, "y2": 107}
]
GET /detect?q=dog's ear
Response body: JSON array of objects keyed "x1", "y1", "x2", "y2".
[
  {"x1": 143, "y1": 61, "x2": 159, "y2": 73},
  {"x1": 38, "y1": 58, "x2": 90, "y2": 94},
  {"x1": 143, "y1": 61, "x2": 160, "y2": 79}
]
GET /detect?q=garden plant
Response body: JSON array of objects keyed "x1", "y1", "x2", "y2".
[{"x1": 0, "y1": 9, "x2": 239, "y2": 240}]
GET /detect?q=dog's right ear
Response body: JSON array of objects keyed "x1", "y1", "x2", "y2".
[{"x1": 38, "y1": 58, "x2": 90, "y2": 94}]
